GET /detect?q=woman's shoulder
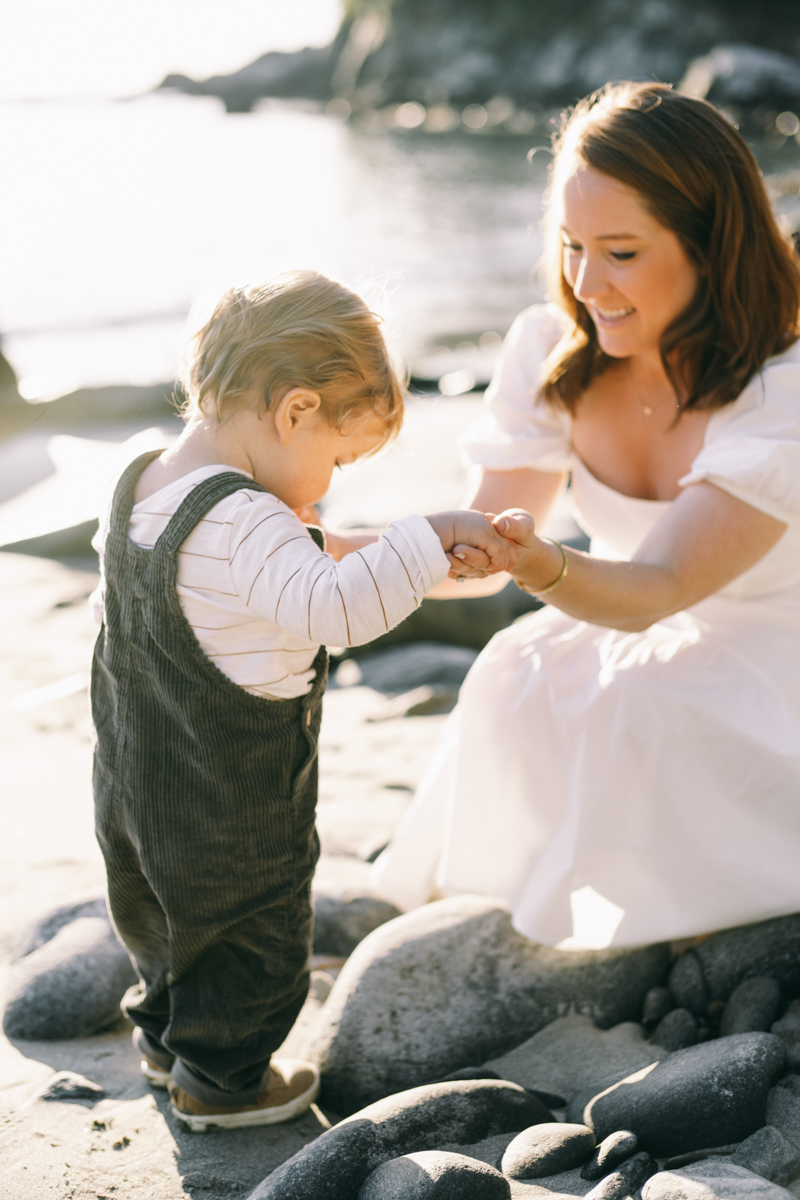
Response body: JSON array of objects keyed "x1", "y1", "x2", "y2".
[
  {"x1": 682, "y1": 337, "x2": 800, "y2": 524},
  {"x1": 504, "y1": 302, "x2": 571, "y2": 361},
  {"x1": 709, "y1": 337, "x2": 800, "y2": 436}
]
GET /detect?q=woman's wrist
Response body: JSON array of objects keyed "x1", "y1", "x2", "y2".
[{"x1": 512, "y1": 537, "x2": 569, "y2": 596}]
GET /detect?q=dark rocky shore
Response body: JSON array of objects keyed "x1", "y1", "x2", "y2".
[
  {"x1": 7, "y1": 886, "x2": 800, "y2": 1200},
  {"x1": 158, "y1": 0, "x2": 800, "y2": 133}
]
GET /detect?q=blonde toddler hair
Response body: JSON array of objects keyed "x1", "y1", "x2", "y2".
[{"x1": 179, "y1": 271, "x2": 404, "y2": 449}]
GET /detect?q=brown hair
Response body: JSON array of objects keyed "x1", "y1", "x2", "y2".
[
  {"x1": 180, "y1": 271, "x2": 404, "y2": 450},
  {"x1": 541, "y1": 82, "x2": 800, "y2": 413}
]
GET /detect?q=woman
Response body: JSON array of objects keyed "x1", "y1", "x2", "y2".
[{"x1": 371, "y1": 81, "x2": 800, "y2": 949}]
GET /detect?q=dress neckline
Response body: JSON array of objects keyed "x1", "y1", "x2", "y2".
[{"x1": 571, "y1": 455, "x2": 673, "y2": 509}]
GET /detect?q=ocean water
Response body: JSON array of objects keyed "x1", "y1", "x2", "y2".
[{"x1": 1, "y1": 92, "x2": 551, "y2": 398}]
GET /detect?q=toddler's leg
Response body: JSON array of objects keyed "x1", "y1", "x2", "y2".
[
  {"x1": 95, "y1": 814, "x2": 176, "y2": 1083},
  {"x1": 165, "y1": 883, "x2": 314, "y2": 1105}
]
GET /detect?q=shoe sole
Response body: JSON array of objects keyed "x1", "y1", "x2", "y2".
[
  {"x1": 141, "y1": 1060, "x2": 172, "y2": 1089},
  {"x1": 171, "y1": 1073, "x2": 320, "y2": 1132}
]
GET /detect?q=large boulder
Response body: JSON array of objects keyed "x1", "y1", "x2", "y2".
[
  {"x1": 3, "y1": 916, "x2": 137, "y2": 1040},
  {"x1": 310, "y1": 896, "x2": 670, "y2": 1114},
  {"x1": 11, "y1": 891, "x2": 108, "y2": 960},
  {"x1": 313, "y1": 894, "x2": 402, "y2": 957},
  {"x1": 247, "y1": 1079, "x2": 550, "y2": 1200},
  {"x1": 684, "y1": 45, "x2": 800, "y2": 112},
  {"x1": 578, "y1": 1034, "x2": 786, "y2": 1159}
]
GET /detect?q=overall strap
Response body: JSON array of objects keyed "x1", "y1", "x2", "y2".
[
  {"x1": 108, "y1": 451, "x2": 166, "y2": 534},
  {"x1": 154, "y1": 471, "x2": 267, "y2": 555}
]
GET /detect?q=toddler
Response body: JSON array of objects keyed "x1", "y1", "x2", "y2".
[{"x1": 90, "y1": 272, "x2": 514, "y2": 1131}]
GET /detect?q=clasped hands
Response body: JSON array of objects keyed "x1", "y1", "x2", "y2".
[{"x1": 426, "y1": 508, "x2": 537, "y2": 580}]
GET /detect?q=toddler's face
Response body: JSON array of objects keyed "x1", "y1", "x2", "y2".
[{"x1": 274, "y1": 411, "x2": 387, "y2": 511}]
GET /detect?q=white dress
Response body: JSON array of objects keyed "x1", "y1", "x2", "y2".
[{"x1": 372, "y1": 305, "x2": 800, "y2": 950}]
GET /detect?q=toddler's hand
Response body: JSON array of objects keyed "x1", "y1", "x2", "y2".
[
  {"x1": 493, "y1": 509, "x2": 536, "y2": 549},
  {"x1": 427, "y1": 510, "x2": 518, "y2": 577}
]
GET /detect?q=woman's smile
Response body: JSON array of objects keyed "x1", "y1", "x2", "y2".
[{"x1": 559, "y1": 165, "x2": 700, "y2": 361}]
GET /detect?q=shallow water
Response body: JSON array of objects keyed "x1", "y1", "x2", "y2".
[{"x1": 1, "y1": 93, "x2": 550, "y2": 396}]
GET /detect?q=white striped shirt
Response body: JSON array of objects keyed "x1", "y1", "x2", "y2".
[{"x1": 92, "y1": 465, "x2": 449, "y2": 700}]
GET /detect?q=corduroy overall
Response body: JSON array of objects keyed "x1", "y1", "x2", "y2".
[{"x1": 92, "y1": 452, "x2": 327, "y2": 1105}]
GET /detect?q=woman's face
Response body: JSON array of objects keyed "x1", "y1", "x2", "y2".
[{"x1": 558, "y1": 164, "x2": 700, "y2": 360}]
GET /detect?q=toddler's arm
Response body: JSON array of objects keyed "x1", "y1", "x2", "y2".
[{"x1": 229, "y1": 500, "x2": 448, "y2": 647}]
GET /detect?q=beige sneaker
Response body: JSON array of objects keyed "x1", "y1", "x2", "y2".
[{"x1": 168, "y1": 1059, "x2": 320, "y2": 1131}]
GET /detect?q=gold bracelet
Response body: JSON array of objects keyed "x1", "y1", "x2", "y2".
[{"x1": 515, "y1": 537, "x2": 569, "y2": 596}]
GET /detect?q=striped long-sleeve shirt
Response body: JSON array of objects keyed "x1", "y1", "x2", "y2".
[{"x1": 91, "y1": 464, "x2": 449, "y2": 700}]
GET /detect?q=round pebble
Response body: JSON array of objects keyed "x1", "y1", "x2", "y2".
[
  {"x1": 501, "y1": 1122, "x2": 595, "y2": 1181},
  {"x1": 357, "y1": 1150, "x2": 510, "y2": 1199},
  {"x1": 652, "y1": 1008, "x2": 698, "y2": 1052},
  {"x1": 585, "y1": 1151, "x2": 659, "y2": 1200},
  {"x1": 668, "y1": 952, "x2": 708, "y2": 1018},
  {"x1": 720, "y1": 977, "x2": 782, "y2": 1037},
  {"x1": 582, "y1": 1130, "x2": 639, "y2": 1181},
  {"x1": 643, "y1": 987, "x2": 673, "y2": 1028}
]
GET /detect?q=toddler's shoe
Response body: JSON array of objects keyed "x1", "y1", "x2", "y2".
[
  {"x1": 133, "y1": 1026, "x2": 175, "y2": 1089},
  {"x1": 168, "y1": 1059, "x2": 320, "y2": 1131}
]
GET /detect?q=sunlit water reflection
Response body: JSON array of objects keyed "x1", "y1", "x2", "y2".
[{"x1": 1, "y1": 92, "x2": 550, "y2": 395}]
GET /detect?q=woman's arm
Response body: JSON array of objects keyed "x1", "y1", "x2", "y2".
[
  {"x1": 428, "y1": 467, "x2": 568, "y2": 598},
  {"x1": 502, "y1": 481, "x2": 787, "y2": 632}
]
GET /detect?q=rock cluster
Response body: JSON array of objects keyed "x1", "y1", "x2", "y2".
[
  {"x1": 156, "y1": 0, "x2": 800, "y2": 128},
  {"x1": 8, "y1": 885, "x2": 800, "y2": 1200},
  {"x1": 256, "y1": 908, "x2": 800, "y2": 1198}
]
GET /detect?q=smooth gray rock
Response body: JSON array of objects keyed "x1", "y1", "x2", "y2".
[
  {"x1": 37, "y1": 1071, "x2": 106, "y2": 1102},
  {"x1": 310, "y1": 898, "x2": 670, "y2": 1114},
  {"x1": 501, "y1": 1123, "x2": 595, "y2": 1180},
  {"x1": 313, "y1": 894, "x2": 402, "y2": 957},
  {"x1": 653, "y1": 1009, "x2": 698, "y2": 1052},
  {"x1": 581, "y1": 1034, "x2": 786, "y2": 1158},
  {"x1": 777, "y1": 1077, "x2": 800, "y2": 1100},
  {"x1": 768, "y1": 1089, "x2": 800, "y2": 1149},
  {"x1": 643, "y1": 987, "x2": 673, "y2": 1028},
  {"x1": 642, "y1": 1160, "x2": 797, "y2": 1200},
  {"x1": 584, "y1": 1152, "x2": 658, "y2": 1200},
  {"x1": 721, "y1": 980, "x2": 783, "y2": 1038},
  {"x1": 772, "y1": 1003, "x2": 800, "y2": 1072},
  {"x1": 247, "y1": 1079, "x2": 549, "y2": 1200},
  {"x1": 582, "y1": 1131, "x2": 639, "y2": 1181},
  {"x1": 486, "y1": 1015, "x2": 668, "y2": 1105},
  {"x1": 11, "y1": 892, "x2": 108, "y2": 961},
  {"x1": 731, "y1": 1127, "x2": 800, "y2": 1187},
  {"x1": 338, "y1": 643, "x2": 478, "y2": 693},
  {"x1": 699, "y1": 45, "x2": 800, "y2": 110},
  {"x1": 668, "y1": 954, "x2": 708, "y2": 1018},
  {"x1": 357, "y1": 1150, "x2": 510, "y2": 1199},
  {"x1": 3, "y1": 917, "x2": 137, "y2": 1040},
  {"x1": 681, "y1": 917, "x2": 800, "y2": 1008}
]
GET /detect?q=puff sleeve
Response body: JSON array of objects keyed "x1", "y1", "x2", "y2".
[
  {"x1": 460, "y1": 303, "x2": 573, "y2": 473},
  {"x1": 679, "y1": 344, "x2": 800, "y2": 526}
]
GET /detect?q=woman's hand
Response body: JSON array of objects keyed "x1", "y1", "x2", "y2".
[
  {"x1": 493, "y1": 509, "x2": 567, "y2": 593},
  {"x1": 496, "y1": 484, "x2": 787, "y2": 631},
  {"x1": 426, "y1": 509, "x2": 518, "y2": 578}
]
